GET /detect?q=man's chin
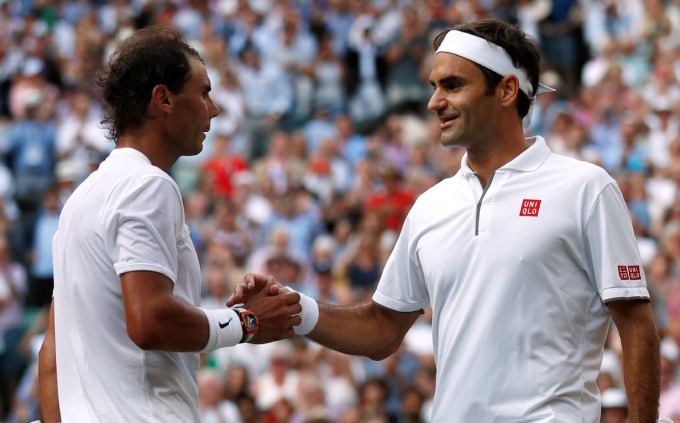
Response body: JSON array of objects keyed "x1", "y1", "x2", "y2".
[
  {"x1": 440, "y1": 134, "x2": 459, "y2": 148},
  {"x1": 184, "y1": 143, "x2": 204, "y2": 157}
]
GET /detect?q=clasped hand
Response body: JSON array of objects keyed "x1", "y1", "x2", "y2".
[{"x1": 227, "y1": 273, "x2": 301, "y2": 344}]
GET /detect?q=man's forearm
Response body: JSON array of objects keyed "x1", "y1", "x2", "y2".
[
  {"x1": 39, "y1": 302, "x2": 61, "y2": 422},
  {"x1": 621, "y1": 329, "x2": 660, "y2": 422},
  {"x1": 612, "y1": 301, "x2": 660, "y2": 422},
  {"x1": 309, "y1": 302, "x2": 420, "y2": 361}
]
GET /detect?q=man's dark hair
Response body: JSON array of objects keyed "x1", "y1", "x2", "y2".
[
  {"x1": 432, "y1": 19, "x2": 541, "y2": 119},
  {"x1": 98, "y1": 26, "x2": 202, "y2": 140}
]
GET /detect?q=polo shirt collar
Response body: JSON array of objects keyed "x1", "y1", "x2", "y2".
[
  {"x1": 109, "y1": 147, "x2": 152, "y2": 165},
  {"x1": 460, "y1": 136, "x2": 550, "y2": 176}
]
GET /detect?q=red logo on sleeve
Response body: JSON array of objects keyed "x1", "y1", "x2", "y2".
[
  {"x1": 618, "y1": 266, "x2": 629, "y2": 280},
  {"x1": 618, "y1": 265, "x2": 641, "y2": 280},
  {"x1": 519, "y1": 199, "x2": 541, "y2": 217}
]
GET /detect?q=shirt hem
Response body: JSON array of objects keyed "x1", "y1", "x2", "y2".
[
  {"x1": 600, "y1": 286, "x2": 649, "y2": 303},
  {"x1": 372, "y1": 291, "x2": 427, "y2": 313},
  {"x1": 114, "y1": 263, "x2": 176, "y2": 283}
]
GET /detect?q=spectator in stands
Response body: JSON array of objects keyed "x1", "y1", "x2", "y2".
[
  {"x1": 311, "y1": 33, "x2": 347, "y2": 116},
  {"x1": 384, "y1": 6, "x2": 429, "y2": 113},
  {"x1": 266, "y1": 8, "x2": 317, "y2": 127},
  {"x1": 263, "y1": 187, "x2": 323, "y2": 258},
  {"x1": 236, "y1": 43, "x2": 292, "y2": 160},
  {"x1": 8, "y1": 88, "x2": 56, "y2": 215},
  {"x1": 600, "y1": 388, "x2": 629, "y2": 423},
  {"x1": 0, "y1": 232, "x2": 27, "y2": 419},
  {"x1": 201, "y1": 132, "x2": 250, "y2": 200},
  {"x1": 253, "y1": 341, "x2": 299, "y2": 413},
  {"x1": 252, "y1": 131, "x2": 306, "y2": 196},
  {"x1": 345, "y1": 11, "x2": 387, "y2": 129},
  {"x1": 55, "y1": 89, "x2": 111, "y2": 186},
  {"x1": 26, "y1": 186, "x2": 59, "y2": 309},
  {"x1": 364, "y1": 164, "x2": 415, "y2": 232},
  {"x1": 211, "y1": 68, "x2": 248, "y2": 156},
  {"x1": 659, "y1": 337, "x2": 680, "y2": 419},
  {"x1": 198, "y1": 368, "x2": 243, "y2": 423}
]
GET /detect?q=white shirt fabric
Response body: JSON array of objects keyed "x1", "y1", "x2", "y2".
[
  {"x1": 254, "y1": 370, "x2": 300, "y2": 411},
  {"x1": 199, "y1": 401, "x2": 243, "y2": 423},
  {"x1": 53, "y1": 148, "x2": 203, "y2": 422},
  {"x1": 55, "y1": 110, "x2": 111, "y2": 182},
  {"x1": 372, "y1": 137, "x2": 649, "y2": 422}
]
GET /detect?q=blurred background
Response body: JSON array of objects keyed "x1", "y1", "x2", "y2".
[{"x1": 0, "y1": 0, "x2": 678, "y2": 422}]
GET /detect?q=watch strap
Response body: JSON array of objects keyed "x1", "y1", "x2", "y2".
[{"x1": 233, "y1": 307, "x2": 258, "y2": 343}]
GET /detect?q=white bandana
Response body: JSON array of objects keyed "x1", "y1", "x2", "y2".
[{"x1": 435, "y1": 30, "x2": 555, "y2": 129}]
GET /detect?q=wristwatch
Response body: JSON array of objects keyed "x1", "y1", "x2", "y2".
[{"x1": 234, "y1": 308, "x2": 258, "y2": 343}]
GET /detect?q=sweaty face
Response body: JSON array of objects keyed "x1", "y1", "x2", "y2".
[
  {"x1": 167, "y1": 56, "x2": 220, "y2": 157},
  {"x1": 427, "y1": 53, "x2": 501, "y2": 150}
]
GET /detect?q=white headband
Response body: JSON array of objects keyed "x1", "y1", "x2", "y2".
[{"x1": 435, "y1": 30, "x2": 555, "y2": 99}]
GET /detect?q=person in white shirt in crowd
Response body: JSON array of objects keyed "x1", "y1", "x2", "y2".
[
  {"x1": 55, "y1": 88, "x2": 112, "y2": 186},
  {"x1": 197, "y1": 368, "x2": 243, "y2": 423}
]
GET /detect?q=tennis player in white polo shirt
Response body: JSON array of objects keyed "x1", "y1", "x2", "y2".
[
  {"x1": 231, "y1": 18, "x2": 661, "y2": 422},
  {"x1": 37, "y1": 27, "x2": 302, "y2": 422}
]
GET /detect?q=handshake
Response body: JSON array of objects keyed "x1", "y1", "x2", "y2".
[{"x1": 201, "y1": 273, "x2": 319, "y2": 349}]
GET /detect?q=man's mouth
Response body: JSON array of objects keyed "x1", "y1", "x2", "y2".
[{"x1": 439, "y1": 115, "x2": 458, "y2": 129}]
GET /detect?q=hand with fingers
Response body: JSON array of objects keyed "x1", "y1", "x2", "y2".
[
  {"x1": 229, "y1": 273, "x2": 320, "y2": 338},
  {"x1": 232, "y1": 273, "x2": 301, "y2": 344},
  {"x1": 227, "y1": 273, "x2": 288, "y2": 307}
]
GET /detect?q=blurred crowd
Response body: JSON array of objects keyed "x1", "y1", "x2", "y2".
[{"x1": 0, "y1": 0, "x2": 677, "y2": 422}]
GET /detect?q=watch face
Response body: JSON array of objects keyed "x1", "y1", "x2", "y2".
[{"x1": 244, "y1": 313, "x2": 258, "y2": 332}]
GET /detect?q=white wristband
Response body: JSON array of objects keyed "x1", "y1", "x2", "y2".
[
  {"x1": 293, "y1": 291, "x2": 319, "y2": 336},
  {"x1": 199, "y1": 308, "x2": 242, "y2": 352}
]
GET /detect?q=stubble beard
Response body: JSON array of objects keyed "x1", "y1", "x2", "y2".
[{"x1": 439, "y1": 128, "x2": 465, "y2": 149}]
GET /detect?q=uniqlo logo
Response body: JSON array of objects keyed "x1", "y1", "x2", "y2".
[
  {"x1": 618, "y1": 265, "x2": 629, "y2": 280},
  {"x1": 519, "y1": 199, "x2": 541, "y2": 217},
  {"x1": 628, "y1": 265, "x2": 641, "y2": 280},
  {"x1": 618, "y1": 265, "x2": 641, "y2": 281}
]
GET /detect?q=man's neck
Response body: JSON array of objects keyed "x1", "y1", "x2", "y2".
[
  {"x1": 466, "y1": 138, "x2": 529, "y2": 187},
  {"x1": 116, "y1": 130, "x2": 176, "y2": 173}
]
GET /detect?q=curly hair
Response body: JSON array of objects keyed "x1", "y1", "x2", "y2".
[
  {"x1": 98, "y1": 26, "x2": 202, "y2": 141},
  {"x1": 432, "y1": 19, "x2": 542, "y2": 120}
]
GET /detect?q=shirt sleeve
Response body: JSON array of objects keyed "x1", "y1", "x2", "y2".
[
  {"x1": 583, "y1": 182, "x2": 650, "y2": 303},
  {"x1": 372, "y1": 212, "x2": 429, "y2": 312},
  {"x1": 104, "y1": 175, "x2": 183, "y2": 282}
]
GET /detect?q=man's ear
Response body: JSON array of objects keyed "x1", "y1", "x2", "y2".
[
  {"x1": 150, "y1": 84, "x2": 172, "y2": 113},
  {"x1": 499, "y1": 75, "x2": 520, "y2": 107}
]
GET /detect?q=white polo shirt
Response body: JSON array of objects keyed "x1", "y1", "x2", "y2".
[
  {"x1": 373, "y1": 137, "x2": 648, "y2": 422},
  {"x1": 52, "y1": 148, "x2": 202, "y2": 422}
]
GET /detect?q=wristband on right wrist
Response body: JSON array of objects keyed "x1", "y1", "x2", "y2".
[
  {"x1": 199, "y1": 308, "x2": 242, "y2": 352},
  {"x1": 292, "y1": 290, "x2": 319, "y2": 336}
]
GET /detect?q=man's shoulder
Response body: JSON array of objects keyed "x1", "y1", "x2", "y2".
[
  {"x1": 69, "y1": 155, "x2": 180, "y2": 211},
  {"x1": 546, "y1": 152, "x2": 613, "y2": 184},
  {"x1": 102, "y1": 151, "x2": 176, "y2": 185},
  {"x1": 407, "y1": 175, "x2": 460, "y2": 216},
  {"x1": 420, "y1": 173, "x2": 460, "y2": 196}
]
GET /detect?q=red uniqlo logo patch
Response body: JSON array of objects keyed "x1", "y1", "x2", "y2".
[
  {"x1": 519, "y1": 199, "x2": 541, "y2": 217},
  {"x1": 618, "y1": 265, "x2": 641, "y2": 280}
]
